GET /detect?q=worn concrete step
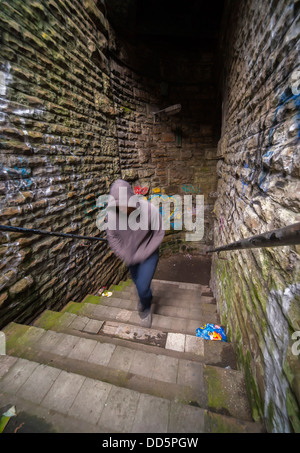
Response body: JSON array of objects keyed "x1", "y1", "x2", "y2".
[
  {"x1": 152, "y1": 279, "x2": 210, "y2": 292},
  {"x1": 82, "y1": 294, "x2": 218, "y2": 320},
  {"x1": 153, "y1": 293, "x2": 216, "y2": 306},
  {"x1": 32, "y1": 310, "x2": 236, "y2": 368},
  {"x1": 109, "y1": 290, "x2": 216, "y2": 307},
  {"x1": 2, "y1": 323, "x2": 251, "y2": 420},
  {"x1": 114, "y1": 279, "x2": 208, "y2": 291},
  {"x1": 61, "y1": 301, "x2": 220, "y2": 334},
  {"x1": 109, "y1": 279, "x2": 215, "y2": 306},
  {"x1": 91, "y1": 292, "x2": 217, "y2": 312},
  {"x1": 115, "y1": 281, "x2": 212, "y2": 297},
  {"x1": 103, "y1": 280, "x2": 216, "y2": 308},
  {"x1": 114, "y1": 277, "x2": 212, "y2": 293},
  {"x1": 97, "y1": 295, "x2": 217, "y2": 312},
  {"x1": 2, "y1": 324, "x2": 208, "y2": 412},
  {"x1": 0, "y1": 355, "x2": 264, "y2": 433},
  {"x1": 116, "y1": 298, "x2": 217, "y2": 318},
  {"x1": 118, "y1": 284, "x2": 204, "y2": 298},
  {"x1": 111, "y1": 280, "x2": 214, "y2": 301}
]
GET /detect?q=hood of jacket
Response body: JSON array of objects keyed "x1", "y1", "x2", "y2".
[
  {"x1": 108, "y1": 179, "x2": 140, "y2": 209},
  {"x1": 106, "y1": 180, "x2": 165, "y2": 266}
]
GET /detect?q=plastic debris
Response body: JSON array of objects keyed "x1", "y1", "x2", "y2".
[
  {"x1": 95, "y1": 286, "x2": 106, "y2": 296},
  {"x1": 196, "y1": 324, "x2": 227, "y2": 342},
  {"x1": 101, "y1": 290, "x2": 112, "y2": 297},
  {"x1": 0, "y1": 406, "x2": 17, "y2": 433},
  {"x1": 2, "y1": 406, "x2": 16, "y2": 417}
]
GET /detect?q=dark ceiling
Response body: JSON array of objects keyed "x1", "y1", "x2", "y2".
[{"x1": 105, "y1": 0, "x2": 226, "y2": 47}]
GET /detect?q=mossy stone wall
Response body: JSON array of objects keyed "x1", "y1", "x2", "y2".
[{"x1": 212, "y1": 0, "x2": 300, "y2": 432}]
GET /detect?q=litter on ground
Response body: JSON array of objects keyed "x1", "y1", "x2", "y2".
[
  {"x1": 0, "y1": 406, "x2": 17, "y2": 433},
  {"x1": 196, "y1": 323, "x2": 227, "y2": 341}
]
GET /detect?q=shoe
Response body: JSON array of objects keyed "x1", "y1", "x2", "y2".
[
  {"x1": 140, "y1": 309, "x2": 152, "y2": 328},
  {"x1": 137, "y1": 301, "x2": 143, "y2": 313}
]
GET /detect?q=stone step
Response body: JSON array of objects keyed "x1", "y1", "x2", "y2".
[
  {"x1": 109, "y1": 279, "x2": 215, "y2": 306},
  {"x1": 60, "y1": 301, "x2": 220, "y2": 334},
  {"x1": 116, "y1": 298, "x2": 217, "y2": 319},
  {"x1": 110, "y1": 289, "x2": 216, "y2": 306},
  {"x1": 119, "y1": 283, "x2": 204, "y2": 297},
  {"x1": 83, "y1": 294, "x2": 218, "y2": 318},
  {"x1": 91, "y1": 291, "x2": 217, "y2": 311},
  {"x1": 152, "y1": 279, "x2": 209, "y2": 291},
  {"x1": 116, "y1": 280, "x2": 211, "y2": 296},
  {"x1": 2, "y1": 324, "x2": 206, "y2": 412},
  {"x1": 32, "y1": 310, "x2": 236, "y2": 368},
  {"x1": 0, "y1": 278, "x2": 264, "y2": 433},
  {"x1": 2, "y1": 323, "x2": 253, "y2": 421},
  {"x1": 0, "y1": 355, "x2": 264, "y2": 433},
  {"x1": 115, "y1": 279, "x2": 209, "y2": 292}
]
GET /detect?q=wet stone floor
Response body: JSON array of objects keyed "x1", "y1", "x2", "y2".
[{"x1": 154, "y1": 253, "x2": 212, "y2": 286}]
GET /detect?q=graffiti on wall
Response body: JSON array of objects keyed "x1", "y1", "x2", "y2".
[
  {"x1": 152, "y1": 187, "x2": 165, "y2": 194},
  {"x1": 258, "y1": 77, "x2": 300, "y2": 193},
  {"x1": 238, "y1": 162, "x2": 256, "y2": 202},
  {"x1": 0, "y1": 157, "x2": 33, "y2": 193},
  {"x1": 148, "y1": 193, "x2": 182, "y2": 229},
  {"x1": 182, "y1": 184, "x2": 218, "y2": 198},
  {"x1": 134, "y1": 186, "x2": 148, "y2": 195},
  {"x1": 81, "y1": 191, "x2": 102, "y2": 218},
  {"x1": 182, "y1": 184, "x2": 201, "y2": 193}
]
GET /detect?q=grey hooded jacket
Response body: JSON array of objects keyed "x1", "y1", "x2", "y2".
[{"x1": 106, "y1": 180, "x2": 165, "y2": 266}]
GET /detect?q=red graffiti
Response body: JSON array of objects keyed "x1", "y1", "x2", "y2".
[{"x1": 134, "y1": 186, "x2": 148, "y2": 195}]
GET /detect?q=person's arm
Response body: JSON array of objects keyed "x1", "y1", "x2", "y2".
[
  {"x1": 106, "y1": 227, "x2": 132, "y2": 264},
  {"x1": 131, "y1": 204, "x2": 165, "y2": 264}
]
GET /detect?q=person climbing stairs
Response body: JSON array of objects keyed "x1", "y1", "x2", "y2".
[{"x1": 0, "y1": 278, "x2": 265, "y2": 433}]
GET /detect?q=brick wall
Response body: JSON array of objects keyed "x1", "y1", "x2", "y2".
[
  {"x1": 0, "y1": 0, "x2": 220, "y2": 328},
  {"x1": 110, "y1": 36, "x2": 221, "y2": 254},
  {"x1": 212, "y1": 0, "x2": 300, "y2": 432},
  {"x1": 0, "y1": 0, "x2": 129, "y2": 328}
]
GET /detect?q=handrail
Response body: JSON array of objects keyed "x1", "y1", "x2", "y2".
[
  {"x1": 0, "y1": 224, "x2": 108, "y2": 242},
  {"x1": 206, "y1": 222, "x2": 300, "y2": 253},
  {"x1": 1, "y1": 222, "x2": 299, "y2": 252}
]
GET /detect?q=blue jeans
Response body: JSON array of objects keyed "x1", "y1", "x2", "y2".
[{"x1": 128, "y1": 250, "x2": 159, "y2": 311}]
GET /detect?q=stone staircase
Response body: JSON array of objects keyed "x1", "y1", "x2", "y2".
[{"x1": 0, "y1": 278, "x2": 265, "y2": 433}]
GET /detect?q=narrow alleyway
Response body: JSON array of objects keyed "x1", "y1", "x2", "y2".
[{"x1": 0, "y1": 0, "x2": 299, "y2": 433}]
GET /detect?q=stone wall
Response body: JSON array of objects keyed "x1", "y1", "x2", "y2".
[
  {"x1": 109, "y1": 35, "x2": 221, "y2": 254},
  {"x1": 0, "y1": 0, "x2": 220, "y2": 329},
  {"x1": 212, "y1": 0, "x2": 300, "y2": 432},
  {"x1": 0, "y1": 0, "x2": 129, "y2": 329}
]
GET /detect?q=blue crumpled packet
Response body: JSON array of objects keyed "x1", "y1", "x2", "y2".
[{"x1": 196, "y1": 323, "x2": 227, "y2": 342}]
